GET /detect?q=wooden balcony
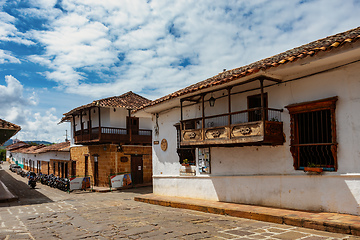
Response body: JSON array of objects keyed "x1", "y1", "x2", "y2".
[
  {"x1": 74, "y1": 127, "x2": 152, "y2": 145},
  {"x1": 180, "y1": 108, "x2": 284, "y2": 147}
]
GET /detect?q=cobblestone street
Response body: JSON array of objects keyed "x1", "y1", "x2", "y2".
[{"x1": 1, "y1": 164, "x2": 360, "y2": 239}]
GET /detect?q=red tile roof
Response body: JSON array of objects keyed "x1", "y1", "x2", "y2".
[
  {"x1": 136, "y1": 26, "x2": 360, "y2": 112},
  {"x1": 8, "y1": 142, "x2": 70, "y2": 154},
  {"x1": 61, "y1": 91, "x2": 151, "y2": 122},
  {"x1": 6, "y1": 141, "x2": 29, "y2": 151},
  {"x1": 13, "y1": 145, "x2": 46, "y2": 154},
  {"x1": 0, "y1": 119, "x2": 21, "y2": 130},
  {"x1": 34, "y1": 141, "x2": 70, "y2": 153}
]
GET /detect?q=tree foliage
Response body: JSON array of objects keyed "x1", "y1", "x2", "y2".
[{"x1": 0, "y1": 149, "x2": 6, "y2": 162}]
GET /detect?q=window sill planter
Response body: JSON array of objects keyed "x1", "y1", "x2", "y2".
[
  {"x1": 304, "y1": 167, "x2": 323, "y2": 173},
  {"x1": 181, "y1": 163, "x2": 190, "y2": 167}
]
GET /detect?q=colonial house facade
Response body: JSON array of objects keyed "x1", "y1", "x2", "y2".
[
  {"x1": 136, "y1": 27, "x2": 360, "y2": 215},
  {"x1": 60, "y1": 91, "x2": 153, "y2": 187},
  {"x1": 6, "y1": 142, "x2": 70, "y2": 177},
  {"x1": 0, "y1": 119, "x2": 21, "y2": 146}
]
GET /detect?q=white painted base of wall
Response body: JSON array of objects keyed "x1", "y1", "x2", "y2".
[{"x1": 153, "y1": 174, "x2": 360, "y2": 215}]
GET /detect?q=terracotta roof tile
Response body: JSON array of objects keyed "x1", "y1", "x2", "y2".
[
  {"x1": 61, "y1": 91, "x2": 151, "y2": 122},
  {"x1": 34, "y1": 141, "x2": 70, "y2": 153},
  {"x1": 6, "y1": 141, "x2": 29, "y2": 151},
  {"x1": 0, "y1": 119, "x2": 21, "y2": 130},
  {"x1": 136, "y1": 26, "x2": 360, "y2": 112},
  {"x1": 13, "y1": 145, "x2": 46, "y2": 154}
]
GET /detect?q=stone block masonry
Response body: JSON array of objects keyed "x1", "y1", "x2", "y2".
[{"x1": 70, "y1": 144, "x2": 152, "y2": 187}]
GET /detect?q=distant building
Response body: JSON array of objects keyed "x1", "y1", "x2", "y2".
[
  {"x1": 0, "y1": 119, "x2": 21, "y2": 146},
  {"x1": 136, "y1": 26, "x2": 360, "y2": 215},
  {"x1": 60, "y1": 91, "x2": 153, "y2": 187},
  {"x1": 6, "y1": 141, "x2": 70, "y2": 177}
]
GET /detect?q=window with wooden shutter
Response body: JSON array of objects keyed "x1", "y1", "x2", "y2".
[{"x1": 286, "y1": 97, "x2": 338, "y2": 171}]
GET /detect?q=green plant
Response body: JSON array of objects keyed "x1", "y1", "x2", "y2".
[
  {"x1": 307, "y1": 162, "x2": 316, "y2": 167},
  {"x1": 0, "y1": 149, "x2": 6, "y2": 162},
  {"x1": 183, "y1": 159, "x2": 189, "y2": 164}
]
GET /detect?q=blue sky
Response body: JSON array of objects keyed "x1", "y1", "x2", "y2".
[{"x1": 0, "y1": 0, "x2": 360, "y2": 143}]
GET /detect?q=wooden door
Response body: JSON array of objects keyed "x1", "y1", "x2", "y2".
[
  {"x1": 131, "y1": 155, "x2": 143, "y2": 185},
  {"x1": 94, "y1": 161, "x2": 99, "y2": 186},
  {"x1": 84, "y1": 156, "x2": 88, "y2": 176},
  {"x1": 71, "y1": 161, "x2": 76, "y2": 177},
  {"x1": 127, "y1": 117, "x2": 139, "y2": 135}
]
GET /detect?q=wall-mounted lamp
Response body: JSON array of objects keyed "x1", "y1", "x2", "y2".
[
  {"x1": 209, "y1": 95, "x2": 216, "y2": 107},
  {"x1": 103, "y1": 146, "x2": 107, "y2": 151},
  {"x1": 113, "y1": 108, "x2": 116, "y2": 112}
]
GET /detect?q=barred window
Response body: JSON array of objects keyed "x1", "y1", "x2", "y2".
[
  {"x1": 286, "y1": 97, "x2": 337, "y2": 171},
  {"x1": 175, "y1": 123, "x2": 195, "y2": 165}
]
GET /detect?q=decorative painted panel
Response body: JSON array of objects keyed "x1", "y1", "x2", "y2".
[{"x1": 232, "y1": 122, "x2": 262, "y2": 138}]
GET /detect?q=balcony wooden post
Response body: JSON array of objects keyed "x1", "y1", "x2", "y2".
[
  {"x1": 80, "y1": 111, "x2": 83, "y2": 142},
  {"x1": 260, "y1": 79, "x2": 265, "y2": 132},
  {"x1": 128, "y1": 109, "x2": 132, "y2": 143},
  {"x1": 72, "y1": 114, "x2": 76, "y2": 142},
  {"x1": 98, "y1": 107, "x2": 101, "y2": 141},
  {"x1": 228, "y1": 87, "x2": 232, "y2": 139},
  {"x1": 88, "y1": 108, "x2": 92, "y2": 139},
  {"x1": 180, "y1": 99, "x2": 183, "y2": 131},
  {"x1": 201, "y1": 94, "x2": 205, "y2": 140}
]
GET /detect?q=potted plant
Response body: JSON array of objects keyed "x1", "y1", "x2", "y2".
[
  {"x1": 182, "y1": 159, "x2": 190, "y2": 166},
  {"x1": 304, "y1": 162, "x2": 323, "y2": 173}
]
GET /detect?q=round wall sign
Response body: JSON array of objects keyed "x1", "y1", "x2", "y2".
[{"x1": 161, "y1": 139, "x2": 168, "y2": 151}]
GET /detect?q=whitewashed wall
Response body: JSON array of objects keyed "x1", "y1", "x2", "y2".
[{"x1": 152, "y1": 62, "x2": 360, "y2": 215}]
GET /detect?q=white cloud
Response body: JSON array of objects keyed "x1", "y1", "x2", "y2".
[
  {"x1": 0, "y1": 75, "x2": 68, "y2": 143},
  {"x1": 0, "y1": 49, "x2": 20, "y2": 64},
  {"x1": 23, "y1": 0, "x2": 360, "y2": 100}
]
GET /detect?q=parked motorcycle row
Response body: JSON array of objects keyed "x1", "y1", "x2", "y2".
[{"x1": 9, "y1": 164, "x2": 70, "y2": 191}]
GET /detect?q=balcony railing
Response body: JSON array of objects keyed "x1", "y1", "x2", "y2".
[
  {"x1": 180, "y1": 108, "x2": 284, "y2": 146},
  {"x1": 74, "y1": 127, "x2": 152, "y2": 145}
]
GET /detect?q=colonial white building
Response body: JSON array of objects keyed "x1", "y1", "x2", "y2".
[
  {"x1": 6, "y1": 142, "x2": 70, "y2": 177},
  {"x1": 136, "y1": 26, "x2": 360, "y2": 215}
]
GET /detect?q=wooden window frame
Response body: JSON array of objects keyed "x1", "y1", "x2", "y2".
[
  {"x1": 286, "y1": 97, "x2": 338, "y2": 171},
  {"x1": 174, "y1": 123, "x2": 196, "y2": 165}
]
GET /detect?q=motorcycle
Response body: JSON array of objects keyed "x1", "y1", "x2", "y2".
[{"x1": 28, "y1": 172, "x2": 37, "y2": 189}]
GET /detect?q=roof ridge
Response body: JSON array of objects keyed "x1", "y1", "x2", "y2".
[{"x1": 136, "y1": 25, "x2": 360, "y2": 112}]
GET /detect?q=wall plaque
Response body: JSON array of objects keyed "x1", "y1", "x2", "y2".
[{"x1": 161, "y1": 139, "x2": 168, "y2": 151}]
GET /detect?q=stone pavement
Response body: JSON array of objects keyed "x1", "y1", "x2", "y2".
[{"x1": 135, "y1": 194, "x2": 360, "y2": 236}]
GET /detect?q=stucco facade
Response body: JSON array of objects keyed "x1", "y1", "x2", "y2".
[{"x1": 139, "y1": 28, "x2": 360, "y2": 215}]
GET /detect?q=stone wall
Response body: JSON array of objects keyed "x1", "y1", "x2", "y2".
[{"x1": 70, "y1": 144, "x2": 152, "y2": 187}]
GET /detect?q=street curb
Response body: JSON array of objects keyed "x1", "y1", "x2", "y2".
[{"x1": 134, "y1": 194, "x2": 360, "y2": 236}]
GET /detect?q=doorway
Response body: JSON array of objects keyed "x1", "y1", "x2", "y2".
[
  {"x1": 94, "y1": 156, "x2": 99, "y2": 186},
  {"x1": 127, "y1": 117, "x2": 139, "y2": 135},
  {"x1": 131, "y1": 155, "x2": 143, "y2": 185},
  {"x1": 247, "y1": 93, "x2": 268, "y2": 122},
  {"x1": 71, "y1": 161, "x2": 76, "y2": 177},
  {"x1": 84, "y1": 155, "x2": 89, "y2": 176}
]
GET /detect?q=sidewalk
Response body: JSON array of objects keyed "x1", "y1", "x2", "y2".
[
  {"x1": 135, "y1": 194, "x2": 360, "y2": 236},
  {"x1": 0, "y1": 162, "x2": 18, "y2": 202},
  {"x1": 0, "y1": 179, "x2": 18, "y2": 202},
  {"x1": 91, "y1": 182, "x2": 152, "y2": 192}
]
